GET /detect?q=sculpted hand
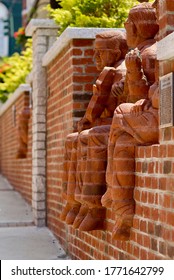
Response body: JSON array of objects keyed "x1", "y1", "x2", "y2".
[
  {"x1": 130, "y1": 99, "x2": 151, "y2": 116},
  {"x1": 111, "y1": 81, "x2": 124, "y2": 97},
  {"x1": 78, "y1": 117, "x2": 91, "y2": 133},
  {"x1": 125, "y1": 48, "x2": 142, "y2": 73}
]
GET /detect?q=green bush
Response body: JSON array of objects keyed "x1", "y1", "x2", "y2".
[
  {"x1": 47, "y1": 0, "x2": 140, "y2": 34},
  {"x1": 0, "y1": 39, "x2": 32, "y2": 103}
]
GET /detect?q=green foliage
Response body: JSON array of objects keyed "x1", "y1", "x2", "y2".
[
  {"x1": 0, "y1": 39, "x2": 32, "y2": 103},
  {"x1": 47, "y1": 0, "x2": 139, "y2": 34},
  {"x1": 14, "y1": 27, "x2": 29, "y2": 48}
]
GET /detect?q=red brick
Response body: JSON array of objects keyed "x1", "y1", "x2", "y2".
[
  {"x1": 73, "y1": 66, "x2": 83, "y2": 74},
  {"x1": 159, "y1": 209, "x2": 167, "y2": 223},
  {"x1": 72, "y1": 48, "x2": 83, "y2": 56},
  {"x1": 151, "y1": 144, "x2": 159, "y2": 157},
  {"x1": 141, "y1": 191, "x2": 148, "y2": 203},
  {"x1": 140, "y1": 248, "x2": 148, "y2": 260},
  {"x1": 140, "y1": 219, "x2": 147, "y2": 232},
  {"x1": 84, "y1": 49, "x2": 94, "y2": 56},
  {"x1": 167, "y1": 212, "x2": 174, "y2": 226},
  {"x1": 144, "y1": 146, "x2": 152, "y2": 158},
  {"x1": 73, "y1": 39, "x2": 94, "y2": 47},
  {"x1": 73, "y1": 75, "x2": 96, "y2": 83},
  {"x1": 85, "y1": 66, "x2": 98, "y2": 73},
  {"x1": 151, "y1": 208, "x2": 159, "y2": 221},
  {"x1": 166, "y1": 1, "x2": 174, "y2": 11},
  {"x1": 148, "y1": 221, "x2": 155, "y2": 235},
  {"x1": 144, "y1": 176, "x2": 152, "y2": 188}
]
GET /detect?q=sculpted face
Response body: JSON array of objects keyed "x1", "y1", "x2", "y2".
[
  {"x1": 94, "y1": 38, "x2": 119, "y2": 71},
  {"x1": 124, "y1": 16, "x2": 137, "y2": 48}
]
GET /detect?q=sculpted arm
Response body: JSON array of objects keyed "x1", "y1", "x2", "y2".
[
  {"x1": 125, "y1": 48, "x2": 149, "y2": 102},
  {"x1": 78, "y1": 67, "x2": 116, "y2": 132}
]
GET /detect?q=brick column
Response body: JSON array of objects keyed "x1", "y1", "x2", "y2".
[
  {"x1": 158, "y1": 0, "x2": 174, "y2": 39},
  {"x1": 26, "y1": 19, "x2": 58, "y2": 226}
]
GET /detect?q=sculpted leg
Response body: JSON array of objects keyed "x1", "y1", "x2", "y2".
[
  {"x1": 103, "y1": 103, "x2": 159, "y2": 239},
  {"x1": 102, "y1": 112, "x2": 124, "y2": 208},
  {"x1": 75, "y1": 126, "x2": 109, "y2": 231},
  {"x1": 101, "y1": 126, "x2": 116, "y2": 207},
  {"x1": 111, "y1": 133, "x2": 136, "y2": 240},
  {"x1": 102, "y1": 105, "x2": 138, "y2": 239},
  {"x1": 73, "y1": 130, "x2": 89, "y2": 228},
  {"x1": 82, "y1": 125, "x2": 110, "y2": 206},
  {"x1": 60, "y1": 133, "x2": 81, "y2": 224}
]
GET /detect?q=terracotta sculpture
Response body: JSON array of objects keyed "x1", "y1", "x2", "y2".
[
  {"x1": 60, "y1": 30, "x2": 128, "y2": 230},
  {"x1": 101, "y1": 2, "x2": 159, "y2": 240},
  {"x1": 16, "y1": 107, "x2": 30, "y2": 158}
]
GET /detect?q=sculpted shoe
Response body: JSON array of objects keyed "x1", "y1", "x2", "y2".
[
  {"x1": 72, "y1": 204, "x2": 88, "y2": 229},
  {"x1": 60, "y1": 202, "x2": 72, "y2": 221},
  {"x1": 78, "y1": 207, "x2": 106, "y2": 231},
  {"x1": 101, "y1": 187, "x2": 112, "y2": 208},
  {"x1": 112, "y1": 214, "x2": 134, "y2": 241},
  {"x1": 65, "y1": 204, "x2": 81, "y2": 225}
]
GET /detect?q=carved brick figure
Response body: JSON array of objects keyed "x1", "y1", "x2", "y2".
[
  {"x1": 60, "y1": 30, "x2": 128, "y2": 230},
  {"x1": 102, "y1": 2, "x2": 159, "y2": 240},
  {"x1": 16, "y1": 107, "x2": 30, "y2": 158}
]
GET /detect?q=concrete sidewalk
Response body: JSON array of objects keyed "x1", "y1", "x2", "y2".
[{"x1": 0, "y1": 175, "x2": 69, "y2": 260}]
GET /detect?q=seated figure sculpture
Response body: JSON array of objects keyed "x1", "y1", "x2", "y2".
[
  {"x1": 16, "y1": 107, "x2": 31, "y2": 158},
  {"x1": 60, "y1": 30, "x2": 128, "y2": 230},
  {"x1": 74, "y1": 2, "x2": 159, "y2": 232},
  {"x1": 101, "y1": 1, "x2": 159, "y2": 240}
]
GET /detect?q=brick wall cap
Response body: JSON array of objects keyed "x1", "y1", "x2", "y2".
[
  {"x1": 42, "y1": 27, "x2": 124, "y2": 67},
  {"x1": 25, "y1": 19, "x2": 58, "y2": 37},
  {"x1": 157, "y1": 31, "x2": 174, "y2": 60},
  {"x1": 0, "y1": 84, "x2": 31, "y2": 116}
]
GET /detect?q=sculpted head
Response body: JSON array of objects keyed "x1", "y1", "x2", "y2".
[
  {"x1": 152, "y1": 0, "x2": 159, "y2": 23},
  {"x1": 124, "y1": 2, "x2": 159, "y2": 48},
  {"x1": 94, "y1": 30, "x2": 128, "y2": 71}
]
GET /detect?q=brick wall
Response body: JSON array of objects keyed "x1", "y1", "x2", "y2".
[
  {"x1": 0, "y1": 87, "x2": 32, "y2": 203},
  {"x1": 42, "y1": 25, "x2": 174, "y2": 260},
  {"x1": 44, "y1": 23, "x2": 174, "y2": 259},
  {"x1": 134, "y1": 143, "x2": 174, "y2": 259}
]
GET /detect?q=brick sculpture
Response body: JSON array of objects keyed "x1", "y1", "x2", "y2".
[
  {"x1": 102, "y1": 2, "x2": 159, "y2": 240},
  {"x1": 60, "y1": 30, "x2": 128, "y2": 230},
  {"x1": 16, "y1": 107, "x2": 30, "y2": 158}
]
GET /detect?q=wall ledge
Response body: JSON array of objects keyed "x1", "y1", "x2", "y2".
[
  {"x1": 0, "y1": 84, "x2": 31, "y2": 117},
  {"x1": 42, "y1": 27, "x2": 124, "y2": 67},
  {"x1": 157, "y1": 31, "x2": 174, "y2": 60}
]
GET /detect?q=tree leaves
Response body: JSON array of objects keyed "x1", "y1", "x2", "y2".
[
  {"x1": 0, "y1": 39, "x2": 32, "y2": 103},
  {"x1": 47, "y1": 0, "x2": 139, "y2": 34}
]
